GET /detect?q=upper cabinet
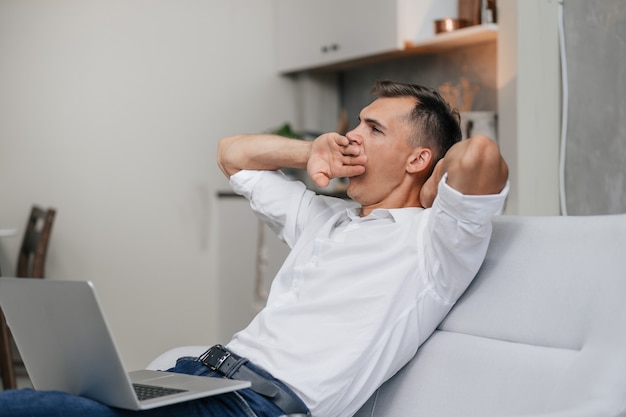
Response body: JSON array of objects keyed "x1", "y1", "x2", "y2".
[{"x1": 274, "y1": 0, "x2": 464, "y2": 74}]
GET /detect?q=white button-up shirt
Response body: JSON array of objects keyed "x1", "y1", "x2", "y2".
[{"x1": 227, "y1": 170, "x2": 508, "y2": 417}]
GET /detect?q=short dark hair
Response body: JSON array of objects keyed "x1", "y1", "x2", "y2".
[{"x1": 370, "y1": 80, "x2": 461, "y2": 164}]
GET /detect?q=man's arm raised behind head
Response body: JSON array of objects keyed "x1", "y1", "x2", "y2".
[
  {"x1": 217, "y1": 133, "x2": 367, "y2": 187},
  {"x1": 419, "y1": 135, "x2": 509, "y2": 208},
  {"x1": 217, "y1": 134, "x2": 311, "y2": 179}
]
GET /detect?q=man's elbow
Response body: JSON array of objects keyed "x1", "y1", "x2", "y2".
[{"x1": 217, "y1": 135, "x2": 242, "y2": 179}]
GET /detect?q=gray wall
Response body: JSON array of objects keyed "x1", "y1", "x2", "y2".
[{"x1": 563, "y1": 0, "x2": 626, "y2": 215}]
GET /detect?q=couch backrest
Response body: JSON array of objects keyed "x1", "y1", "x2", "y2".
[{"x1": 354, "y1": 214, "x2": 626, "y2": 417}]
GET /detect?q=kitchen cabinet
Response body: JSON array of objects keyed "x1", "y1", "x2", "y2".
[
  {"x1": 275, "y1": 0, "x2": 496, "y2": 74},
  {"x1": 275, "y1": 0, "x2": 463, "y2": 74},
  {"x1": 275, "y1": 0, "x2": 397, "y2": 73}
]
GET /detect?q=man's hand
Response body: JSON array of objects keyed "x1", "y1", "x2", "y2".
[
  {"x1": 307, "y1": 133, "x2": 368, "y2": 188},
  {"x1": 419, "y1": 158, "x2": 444, "y2": 208},
  {"x1": 217, "y1": 133, "x2": 368, "y2": 183},
  {"x1": 419, "y1": 135, "x2": 508, "y2": 208}
]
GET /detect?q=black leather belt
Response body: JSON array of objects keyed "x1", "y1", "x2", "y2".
[{"x1": 199, "y1": 345, "x2": 310, "y2": 416}]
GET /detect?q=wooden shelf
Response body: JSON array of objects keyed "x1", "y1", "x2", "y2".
[
  {"x1": 404, "y1": 23, "x2": 498, "y2": 54},
  {"x1": 305, "y1": 24, "x2": 498, "y2": 73}
]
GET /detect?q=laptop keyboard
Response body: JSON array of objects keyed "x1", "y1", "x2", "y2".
[{"x1": 133, "y1": 383, "x2": 188, "y2": 401}]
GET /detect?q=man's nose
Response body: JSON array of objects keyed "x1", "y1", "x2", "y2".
[{"x1": 346, "y1": 129, "x2": 362, "y2": 145}]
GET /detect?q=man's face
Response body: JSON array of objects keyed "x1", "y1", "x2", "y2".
[{"x1": 345, "y1": 96, "x2": 417, "y2": 208}]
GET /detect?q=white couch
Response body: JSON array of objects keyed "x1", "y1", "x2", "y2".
[{"x1": 150, "y1": 214, "x2": 626, "y2": 417}]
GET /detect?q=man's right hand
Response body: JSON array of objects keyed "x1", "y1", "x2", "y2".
[
  {"x1": 307, "y1": 133, "x2": 367, "y2": 188},
  {"x1": 217, "y1": 133, "x2": 366, "y2": 181}
]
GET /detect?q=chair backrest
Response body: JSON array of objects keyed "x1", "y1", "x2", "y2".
[
  {"x1": 0, "y1": 205, "x2": 56, "y2": 390},
  {"x1": 355, "y1": 214, "x2": 626, "y2": 417},
  {"x1": 17, "y1": 206, "x2": 56, "y2": 278}
]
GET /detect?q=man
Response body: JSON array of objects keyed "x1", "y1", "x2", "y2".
[{"x1": 0, "y1": 81, "x2": 508, "y2": 417}]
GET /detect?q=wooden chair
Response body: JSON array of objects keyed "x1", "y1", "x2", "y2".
[{"x1": 0, "y1": 206, "x2": 56, "y2": 390}]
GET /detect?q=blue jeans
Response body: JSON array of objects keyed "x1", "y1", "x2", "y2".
[{"x1": 0, "y1": 357, "x2": 303, "y2": 417}]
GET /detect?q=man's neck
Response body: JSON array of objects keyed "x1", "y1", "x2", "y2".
[{"x1": 359, "y1": 192, "x2": 423, "y2": 217}]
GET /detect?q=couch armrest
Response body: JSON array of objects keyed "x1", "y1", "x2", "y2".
[{"x1": 146, "y1": 345, "x2": 210, "y2": 371}]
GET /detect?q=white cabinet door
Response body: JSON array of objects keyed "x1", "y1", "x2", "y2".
[
  {"x1": 275, "y1": 0, "x2": 399, "y2": 73},
  {"x1": 274, "y1": 0, "x2": 459, "y2": 73}
]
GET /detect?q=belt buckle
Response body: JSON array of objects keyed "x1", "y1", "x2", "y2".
[{"x1": 200, "y1": 345, "x2": 231, "y2": 372}]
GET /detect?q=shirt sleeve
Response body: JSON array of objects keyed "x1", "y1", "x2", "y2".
[
  {"x1": 229, "y1": 170, "x2": 308, "y2": 248},
  {"x1": 422, "y1": 174, "x2": 510, "y2": 303},
  {"x1": 435, "y1": 173, "x2": 510, "y2": 222},
  {"x1": 229, "y1": 170, "x2": 350, "y2": 249}
]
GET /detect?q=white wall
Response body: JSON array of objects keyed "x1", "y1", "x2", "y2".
[
  {"x1": 498, "y1": 0, "x2": 561, "y2": 215},
  {"x1": 0, "y1": 0, "x2": 297, "y2": 369}
]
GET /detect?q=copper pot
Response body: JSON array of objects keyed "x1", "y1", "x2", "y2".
[{"x1": 434, "y1": 18, "x2": 469, "y2": 34}]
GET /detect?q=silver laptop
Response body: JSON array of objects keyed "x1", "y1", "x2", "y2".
[{"x1": 0, "y1": 277, "x2": 250, "y2": 410}]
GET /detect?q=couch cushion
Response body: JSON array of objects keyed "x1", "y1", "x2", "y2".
[
  {"x1": 355, "y1": 214, "x2": 626, "y2": 417},
  {"x1": 363, "y1": 331, "x2": 578, "y2": 416}
]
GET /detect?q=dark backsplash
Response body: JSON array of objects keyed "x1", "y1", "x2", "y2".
[{"x1": 339, "y1": 41, "x2": 497, "y2": 130}]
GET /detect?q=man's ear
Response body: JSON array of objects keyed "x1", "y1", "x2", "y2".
[{"x1": 406, "y1": 148, "x2": 432, "y2": 174}]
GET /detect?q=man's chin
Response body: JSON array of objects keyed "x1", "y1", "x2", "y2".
[{"x1": 346, "y1": 177, "x2": 361, "y2": 200}]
